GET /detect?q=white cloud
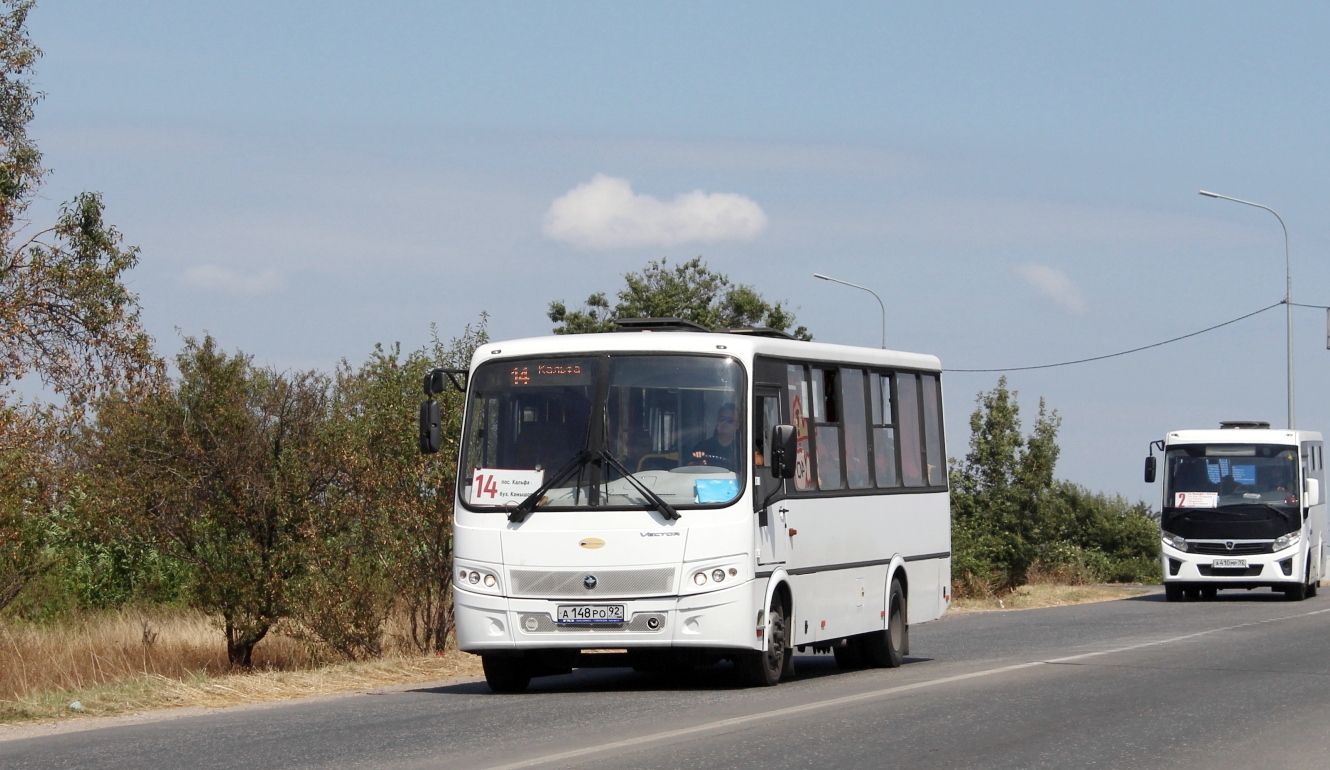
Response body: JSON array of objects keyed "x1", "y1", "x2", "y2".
[
  {"x1": 1017, "y1": 264, "x2": 1086, "y2": 314},
  {"x1": 542, "y1": 173, "x2": 768, "y2": 250},
  {"x1": 183, "y1": 265, "x2": 286, "y2": 295}
]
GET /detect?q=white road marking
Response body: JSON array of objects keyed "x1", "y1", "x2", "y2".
[{"x1": 475, "y1": 606, "x2": 1330, "y2": 770}]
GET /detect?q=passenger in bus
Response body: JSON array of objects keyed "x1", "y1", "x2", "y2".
[{"x1": 689, "y1": 402, "x2": 738, "y2": 471}]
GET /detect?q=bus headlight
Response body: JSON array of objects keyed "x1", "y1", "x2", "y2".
[
  {"x1": 685, "y1": 562, "x2": 747, "y2": 593},
  {"x1": 1274, "y1": 532, "x2": 1301, "y2": 552},
  {"x1": 455, "y1": 565, "x2": 502, "y2": 594},
  {"x1": 1162, "y1": 533, "x2": 1188, "y2": 552}
]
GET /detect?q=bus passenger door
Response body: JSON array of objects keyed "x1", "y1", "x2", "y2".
[{"x1": 754, "y1": 387, "x2": 787, "y2": 566}]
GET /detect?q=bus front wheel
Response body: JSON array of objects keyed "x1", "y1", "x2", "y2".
[
  {"x1": 482, "y1": 654, "x2": 532, "y2": 693},
  {"x1": 737, "y1": 598, "x2": 788, "y2": 687},
  {"x1": 1164, "y1": 584, "x2": 1183, "y2": 602}
]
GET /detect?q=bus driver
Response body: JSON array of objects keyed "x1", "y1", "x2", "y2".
[{"x1": 689, "y1": 402, "x2": 739, "y2": 471}]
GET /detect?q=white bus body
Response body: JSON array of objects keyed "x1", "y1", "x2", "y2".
[
  {"x1": 1151, "y1": 425, "x2": 1326, "y2": 601},
  {"x1": 446, "y1": 328, "x2": 951, "y2": 691}
]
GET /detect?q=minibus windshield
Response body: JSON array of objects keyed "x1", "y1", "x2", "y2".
[
  {"x1": 1164, "y1": 444, "x2": 1300, "y2": 510},
  {"x1": 460, "y1": 354, "x2": 745, "y2": 510}
]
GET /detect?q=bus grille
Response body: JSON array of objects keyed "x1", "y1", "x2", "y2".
[
  {"x1": 510, "y1": 568, "x2": 676, "y2": 597},
  {"x1": 1190, "y1": 542, "x2": 1273, "y2": 556}
]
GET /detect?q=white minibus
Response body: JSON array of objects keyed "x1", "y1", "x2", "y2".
[
  {"x1": 1146, "y1": 421, "x2": 1326, "y2": 601},
  {"x1": 422, "y1": 319, "x2": 952, "y2": 692}
]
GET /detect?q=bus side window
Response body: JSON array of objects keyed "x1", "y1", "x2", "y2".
[
  {"x1": 920, "y1": 374, "x2": 945, "y2": 486},
  {"x1": 754, "y1": 395, "x2": 780, "y2": 468},
  {"x1": 840, "y1": 368, "x2": 872, "y2": 489},
  {"x1": 787, "y1": 364, "x2": 814, "y2": 491},
  {"x1": 870, "y1": 372, "x2": 899, "y2": 487},
  {"x1": 895, "y1": 372, "x2": 925, "y2": 487},
  {"x1": 811, "y1": 368, "x2": 844, "y2": 490}
]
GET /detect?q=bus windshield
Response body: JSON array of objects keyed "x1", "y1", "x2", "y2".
[
  {"x1": 460, "y1": 353, "x2": 745, "y2": 510},
  {"x1": 1164, "y1": 444, "x2": 1300, "y2": 510}
]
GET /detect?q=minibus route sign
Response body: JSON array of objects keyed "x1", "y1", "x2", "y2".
[{"x1": 469, "y1": 468, "x2": 545, "y2": 505}]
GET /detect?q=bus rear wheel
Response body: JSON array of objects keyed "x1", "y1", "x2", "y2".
[
  {"x1": 482, "y1": 654, "x2": 532, "y2": 693},
  {"x1": 737, "y1": 598, "x2": 787, "y2": 687},
  {"x1": 861, "y1": 578, "x2": 907, "y2": 668}
]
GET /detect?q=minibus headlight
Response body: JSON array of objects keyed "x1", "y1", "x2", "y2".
[
  {"x1": 1274, "y1": 532, "x2": 1301, "y2": 551},
  {"x1": 712, "y1": 569, "x2": 726, "y2": 583},
  {"x1": 1162, "y1": 533, "x2": 1188, "y2": 552},
  {"x1": 468, "y1": 571, "x2": 481, "y2": 584},
  {"x1": 693, "y1": 572, "x2": 708, "y2": 586},
  {"x1": 483, "y1": 573, "x2": 497, "y2": 588}
]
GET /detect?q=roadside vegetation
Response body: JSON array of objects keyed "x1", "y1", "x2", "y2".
[{"x1": 950, "y1": 378, "x2": 1160, "y2": 599}]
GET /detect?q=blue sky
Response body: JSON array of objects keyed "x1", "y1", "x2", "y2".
[{"x1": 26, "y1": 2, "x2": 1330, "y2": 500}]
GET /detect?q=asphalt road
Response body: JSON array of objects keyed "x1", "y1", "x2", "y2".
[{"x1": 7, "y1": 588, "x2": 1330, "y2": 769}]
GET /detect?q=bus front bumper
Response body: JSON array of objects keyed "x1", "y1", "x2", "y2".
[
  {"x1": 1161, "y1": 542, "x2": 1304, "y2": 588},
  {"x1": 453, "y1": 580, "x2": 765, "y2": 653}
]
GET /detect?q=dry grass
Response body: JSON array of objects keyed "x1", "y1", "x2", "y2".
[
  {"x1": 950, "y1": 583, "x2": 1151, "y2": 612},
  {"x1": 0, "y1": 608, "x2": 482, "y2": 726}
]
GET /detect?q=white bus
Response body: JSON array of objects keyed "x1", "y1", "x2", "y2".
[
  {"x1": 1146, "y1": 422, "x2": 1326, "y2": 601},
  {"x1": 422, "y1": 319, "x2": 951, "y2": 692}
]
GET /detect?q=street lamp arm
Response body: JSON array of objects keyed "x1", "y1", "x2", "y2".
[{"x1": 813, "y1": 273, "x2": 887, "y2": 348}]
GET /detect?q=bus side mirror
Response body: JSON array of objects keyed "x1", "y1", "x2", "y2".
[
  {"x1": 419, "y1": 400, "x2": 441, "y2": 454},
  {"x1": 1144, "y1": 456, "x2": 1156, "y2": 483},
  {"x1": 1306, "y1": 477, "x2": 1320, "y2": 507},
  {"x1": 770, "y1": 425, "x2": 797, "y2": 480}
]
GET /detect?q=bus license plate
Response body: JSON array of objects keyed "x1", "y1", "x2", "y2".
[
  {"x1": 556, "y1": 605, "x2": 625, "y2": 624},
  {"x1": 1212, "y1": 558, "x2": 1247, "y2": 569}
]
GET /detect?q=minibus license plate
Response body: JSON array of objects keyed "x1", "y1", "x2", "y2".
[
  {"x1": 557, "y1": 605, "x2": 625, "y2": 624},
  {"x1": 1212, "y1": 558, "x2": 1247, "y2": 569}
]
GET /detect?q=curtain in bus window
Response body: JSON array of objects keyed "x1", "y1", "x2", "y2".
[
  {"x1": 811, "y1": 369, "x2": 844, "y2": 491},
  {"x1": 870, "y1": 372, "x2": 899, "y2": 488},
  {"x1": 840, "y1": 368, "x2": 872, "y2": 489},
  {"x1": 895, "y1": 372, "x2": 925, "y2": 487},
  {"x1": 787, "y1": 365, "x2": 814, "y2": 491},
  {"x1": 920, "y1": 374, "x2": 945, "y2": 486}
]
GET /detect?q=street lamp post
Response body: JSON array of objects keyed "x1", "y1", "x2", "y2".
[
  {"x1": 813, "y1": 273, "x2": 886, "y2": 349},
  {"x1": 1199, "y1": 190, "x2": 1294, "y2": 429}
]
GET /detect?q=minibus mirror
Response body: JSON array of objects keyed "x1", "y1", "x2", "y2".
[
  {"x1": 771, "y1": 424, "x2": 797, "y2": 480},
  {"x1": 419, "y1": 400, "x2": 441, "y2": 454},
  {"x1": 423, "y1": 370, "x2": 445, "y2": 396},
  {"x1": 1144, "y1": 455, "x2": 1156, "y2": 483},
  {"x1": 1306, "y1": 477, "x2": 1320, "y2": 507}
]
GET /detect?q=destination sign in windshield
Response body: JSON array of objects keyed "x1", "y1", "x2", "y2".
[{"x1": 509, "y1": 362, "x2": 593, "y2": 386}]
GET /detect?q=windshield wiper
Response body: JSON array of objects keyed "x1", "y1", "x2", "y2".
[
  {"x1": 1217, "y1": 502, "x2": 1299, "y2": 522},
  {"x1": 1167, "y1": 502, "x2": 1298, "y2": 523},
  {"x1": 510, "y1": 449, "x2": 594, "y2": 523},
  {"x1": 597, "y1": 450, "x2": 681, "y2": 520}
]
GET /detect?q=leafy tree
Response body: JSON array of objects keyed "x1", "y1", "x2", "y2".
[
  {"x1": 548, "y1": 257, "x2": 811, "y2": 339},
  {"x1": 0, "y1": 0, "x2": 157, "y2": 613},
  {"x1": 0, "y1": 400, "x2": 53, "y2": 611},
  {"x1": 81, "y1": 338, "x2": 332, "y2": 666},
  {"x1": 0, "y1": 1, "x2": 155, "y2": 401},
  {"x1": 297, "y1": 315, "x2": 488, "y2": 657},
  {"x1": 949, "y1": 377, "x2": 1063, "y2": 591}
]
